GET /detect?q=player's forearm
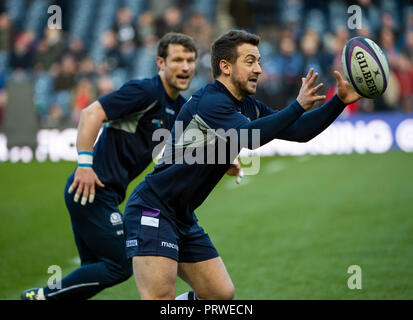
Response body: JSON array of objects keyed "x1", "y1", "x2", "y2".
[
  {"x1": 76, "y1": 101, "x2": 107, "y2": 152},
  {"x1": 238, "y1": 100, "x2": 305, "y2": 149},
  {"x1": 276, "y1": 94, "x2": 346, "y2": 142}
]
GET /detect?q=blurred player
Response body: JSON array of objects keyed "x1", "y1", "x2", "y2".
[
  {"x1": 122, "y1": 30, "x2": 362, "y2": 300},
  {"x1": 21, "y1": 33, "x2": 198, "y2": 300}
]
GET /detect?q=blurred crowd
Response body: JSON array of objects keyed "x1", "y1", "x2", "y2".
[{"x1": 0, "y1": 0, "x2": 413, "y2": 129}]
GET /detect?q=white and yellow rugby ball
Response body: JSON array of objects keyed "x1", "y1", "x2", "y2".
[{"x1": 342, "y1": 36, "x2": 389, "y2": 99}]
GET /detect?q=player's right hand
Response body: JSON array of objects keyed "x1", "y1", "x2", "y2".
[
  {"x1": 296, "y1": 68, "x2": 326, "y2": 111},
  {"x1": 68, "y1": 167, "x2": 105, "y2": 206}
]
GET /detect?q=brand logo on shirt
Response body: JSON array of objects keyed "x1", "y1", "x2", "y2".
[
  {"x1": 161, "y1": 241, "x2": 179, "y2": 251},
  {"x1": 152, "y1": 119, "x2": 164, "y2": 128},
  {"x1": 165, "y1": 108, "x2": 175, "y2": 115}
]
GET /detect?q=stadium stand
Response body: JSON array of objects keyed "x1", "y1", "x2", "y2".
[{"x1": 0, "y1": 0, "x2": 412, "y2": 131}]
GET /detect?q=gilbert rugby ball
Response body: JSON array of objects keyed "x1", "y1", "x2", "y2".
[{"x1": 342, "y1": 36, "x2": 389, "y2": 99}]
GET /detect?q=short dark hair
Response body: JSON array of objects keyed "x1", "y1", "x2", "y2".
[
  {"x1": 211, "y1": 30, "x2": 260, "y2": 79},
  {"x1": 157, "y1": 32, "x2": 197, "y2": 59}
]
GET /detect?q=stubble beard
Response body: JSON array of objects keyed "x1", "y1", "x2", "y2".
[{"x1": 232, "y1": 74, "x2": 256, "y2": 98}]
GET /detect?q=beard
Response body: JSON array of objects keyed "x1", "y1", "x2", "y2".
[{"x1": 231, "y1": 73, "x2": 257, "y2": 97}]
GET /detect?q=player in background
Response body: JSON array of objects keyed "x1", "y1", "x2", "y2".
[
  {"x1": 21, "y1": 33, "x2": 202, "y2": 300},
  {"x1": 122, "y1": 29, "x2": 362, "y2": 300}
]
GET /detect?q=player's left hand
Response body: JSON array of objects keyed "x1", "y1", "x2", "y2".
[
  {"x1": 227, "y1": 158, "x2": 244, "y2": 184},
  {"x1": 334, "y1": 70, "x2": 363, "y2": 105}
]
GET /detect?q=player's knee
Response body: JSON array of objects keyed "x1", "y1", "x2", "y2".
[
  {"x1": 218, "y1": 283, "x2": 235, "y2": 300},
  {"x1": 140, "y1": 286, "x2": 176, "y2": 300},
  {"x1": 141, "y1": 293, "x2": 176, "y2": 300},
  {"x1": 197, "y1": 283, "x2": 235, "y2": 300}
]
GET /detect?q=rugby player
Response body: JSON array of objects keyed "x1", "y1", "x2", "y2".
[
  {"x1": 21, "y1": 33, "x2": 199, "y2": 300},
  {"x1": 122, "y1": 30, "x2": 362, "y2": 300}
]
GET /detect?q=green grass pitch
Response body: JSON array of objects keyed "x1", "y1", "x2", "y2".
[{"x1": 1, "y1": 152, "x2": 413, "y2": 299}]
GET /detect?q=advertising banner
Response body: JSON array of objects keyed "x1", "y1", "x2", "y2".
[{"x1": 1, "y1": 113, "x2": 413, "y2": 163}]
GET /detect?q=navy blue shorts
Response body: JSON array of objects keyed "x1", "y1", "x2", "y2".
[
  {"x1": 123, "y1": 190, "x2": 219, "y2": 262},
  {"x1": 64, "y1": 174, "x2": 131, "y2": 273}
]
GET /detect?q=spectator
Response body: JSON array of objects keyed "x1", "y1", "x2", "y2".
[
  {"x1": 49, "y1": 54, "x2": 77, "y2": 126},
  {"x1": 381, "y1": 11, "x2": 397, "y2": 33},
  {"x1": 77, "y1": 56, "x2": 96, "y2": 81},
  {"x1": 96, "y1": 75, "x2": 114, "y2": 97},
  {"x1": 113, "y1": 7, "x2": 137, "y2": 71},
  {"x1": 300, "y1": 28, "x2": 332, "y2": 75},
  {"x1": 99, "y1": 30, "x2": 124, "y2": 73},
  {"x1": 43, "y1": 27, "x2": 65, "y2": 63},
  {"x1": 34, "y1": 39, "x2": 57, "y2": 72},
  {"x1": 403, "y1": 29, "x2": 413, "y2": 59},
  {"x1": 394, "y1": 53, "x2": 413, "y2": 112},
  {"x1": 182, "y1": 12, "x2": 214, "y2": 94},
  {"x1": 0, "y1": 12, "x2": 14, "y2": 52},
  {"x1": 357, "y1": 0, "x2": 381, "y2": 35},
  {"x1": 228, "y1": 0, "x2": 253, "y2": 30},
  {"x1": 136, "y1": 11, "x2": 157, "y2": 46},
  {"x1": 265, "y1": 31, "x2": 303, "y2": 107},
  {"x1": 380, "y1": 27, "x2": 399, "y2": 68},
  {"x1": 67, "y1": 38, "x2": 87, "y2": 62},
  {"x1": 113, "y1": 7, "x2": 137, "y2": 46},
  {"x1": 72, "y1": 77, "x2": 95, "y2": 125},
  {"x1": 54, "y1": 55, "x2": 77, "y2": 92},
  {"x1": 10, "y1": 31, "x2": 35, "y2": 71},
  {"x1": 155, "y1": 6, "x2": 183, "y2": 38},
  {"x1": 329, "y1": 26, "x2": 350, "y2": 72},
  {"x1": 183, "y1": 12, "x2": 212, "y2": 53}
]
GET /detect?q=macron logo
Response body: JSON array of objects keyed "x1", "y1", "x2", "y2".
[{"x1": 161, "y1": 241, "x2": 178, "y2": 251}]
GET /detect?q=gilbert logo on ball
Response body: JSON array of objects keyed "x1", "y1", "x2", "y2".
[{"x1": 342, "y1": 37, "x2": 389, "y2": 99}]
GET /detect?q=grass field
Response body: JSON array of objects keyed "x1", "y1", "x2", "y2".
[{"x1": 1, "y1": 152, "x2": 413, "y2": 300}]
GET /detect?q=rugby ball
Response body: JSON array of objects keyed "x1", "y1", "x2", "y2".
[{"x1": 342, "y1": 37, "x2": 389, "y2": 99}]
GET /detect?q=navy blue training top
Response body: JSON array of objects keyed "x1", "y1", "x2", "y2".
[
  {"x1": 77, "y1": 75, "x2": 186, "y2": 204},
  {"x1": 136, "y1": 80, "x2": 346, "y2": 225}
]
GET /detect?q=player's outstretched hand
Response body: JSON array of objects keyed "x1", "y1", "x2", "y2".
[
  {"x1": 68, "y1": 167, "x2": 105, "y2": 206},
  {"x1": 334, "y1": 70, "x2": 362, "y2": 105},
  {"x1": 296, "y1": 68, "x2": 326, "y2": 111}
]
